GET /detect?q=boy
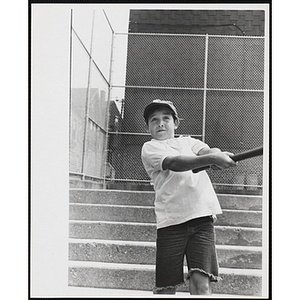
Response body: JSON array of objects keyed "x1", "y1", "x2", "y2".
[{"x1": 141, "y1": 99, "x2": 236, "y2": 295}]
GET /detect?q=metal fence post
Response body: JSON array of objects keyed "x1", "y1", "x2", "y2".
[
  {"x1": 102, "y1": 9, "x2": 115, "y2": 189},
  {"x1": 69, "y1": 9, "x2": 73, "y2": 161},
  {"x1": 81, "y1": 10, "x2": 95, "y2": 180},
  {"x1": 202, "y1": 34, "x2": 209, "y2": 143}
]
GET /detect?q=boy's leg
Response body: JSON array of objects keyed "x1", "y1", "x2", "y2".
[
  {"x1": 185, "y1": 216, "x2": 220, "y2": 295},
  {"x1": 154, "y1": 223, "x2": 187, "y2": 294},
  {"x1": 189, "y1": 271, "x2": 212, "y2": 295}
]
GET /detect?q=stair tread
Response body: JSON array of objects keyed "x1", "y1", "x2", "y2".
[
  {"x1": 69, "y1": 260, "x2": 262, "y2": 276},
  {"x1": 69, "y1": 219, "x2": 262, "y2": 230},
  {"x1": 69, "y1": 238, "x2": 262, "y2": 251},
  {"x1": 70, "y1": 203, "x2": 262, "y2": 212},
  {"x1": 67, "y1": 286, "x2": 253, "y2": 298},
  {"x1": 70, "y1": 203, "x2": 155, "y2": 209},
  {"x1": 70, "y1": 188, "x2": 262, "y2": 197},
  {"x1": 69, "y1": 188, "x2": 154, "y2": 194}
]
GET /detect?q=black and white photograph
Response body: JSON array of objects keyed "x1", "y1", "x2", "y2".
[
  {"x1": 30, "y1": 2, "x2": 271, "y2": 298},
  {"x1": 25, "y1": 1, "x2": 298, "y2": 299}
]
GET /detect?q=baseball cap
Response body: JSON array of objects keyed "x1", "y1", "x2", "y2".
[{"x1": 143, "y1": 99, "x2": 181, "y2": 123}]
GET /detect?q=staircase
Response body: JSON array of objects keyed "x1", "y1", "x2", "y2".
[{"x1": 68, "y1": 189, "x2": 263, "y2": 296}]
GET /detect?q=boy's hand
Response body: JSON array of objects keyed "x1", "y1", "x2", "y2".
[
  {"x1": 197, "y1": 147, "x2": 236, "y2": 170},
  {"x1": 211, "y1": 151, "x2": 237, "y2": 170}
]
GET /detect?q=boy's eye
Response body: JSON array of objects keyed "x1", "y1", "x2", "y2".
[{"x1": 150, "y1": 118, "x2": 157, "y2": 123}]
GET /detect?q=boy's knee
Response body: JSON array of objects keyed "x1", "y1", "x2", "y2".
[
  {"x1": 189, "y1": 271, "x2": 212, "y2": 295},
  {"x1": 198, "y1": 282, "x2": 211, "y2": 294}
]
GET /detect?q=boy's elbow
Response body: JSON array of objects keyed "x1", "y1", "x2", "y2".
[
  {"x1": 162, "y1": 156, "x2": 188, "y2": 172},
  {"x1": 162, "y1": 156, "x2": 175, "y2": 171}
]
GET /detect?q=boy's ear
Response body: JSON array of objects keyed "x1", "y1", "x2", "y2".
[
  {"x1": 145, "y1": 124, "x2": 149, "y2": 132},
  {"x1": 174, "y1": 119, "x2": 179, "y2": 129}
]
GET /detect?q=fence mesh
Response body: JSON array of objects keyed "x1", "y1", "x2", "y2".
[
  {"x1": 108, "y1": 33, "x2": 265, "y2": 192},
  {"x1": 207, "y1": 36, "x2": 264, "y2": 90},
  {"x1": 69, "y1": 12, "x2": 265, "y2": 193},
  {"x1": 125, "y1": 34, "x2": 206, "y2": 88},
  {"x1": 69, "y1": 10, "x2": 111, "y2": 183}
]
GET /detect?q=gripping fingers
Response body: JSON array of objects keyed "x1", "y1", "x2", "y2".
[
  {"x1": 224, "y1": 151, "x2": 234, "y2": 157},
  {"x1": 214, "y1": 152, "x2": 237, "y2": 169},
  {"x1": 223, "y1": 152, "x2": 237, "y2": 165}
]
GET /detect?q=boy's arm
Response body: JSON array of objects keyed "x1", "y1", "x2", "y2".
[
  {"x1": 196, "y1": 146, "x2": 221, "y2": 156},
  {"x1": 162, "y1": 150, "x2": 236, "y2": 172},
  {"x1": 196, "y1": 147, "x2": 224, "y2": 170}
]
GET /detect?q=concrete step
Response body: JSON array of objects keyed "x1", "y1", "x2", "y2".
[
  {"x1": 69, "y1": 189, "x2": 262, "y2": 211},
  {"x1": 68, "y1": 261, "x2": 262, "y2": 296},
  {"x1": 70, "y1": 203, "x2": 262, "y2": 228},
  {"x1": 69, "y1": 239, "x2": 262, "y2": 269},
  {"x1": 69, "y1": 221, "x2": 262, "y2": 246},
  {"x1": 67, "y1": 286, "x2": 254, "y2": 298},
  {"x1": 70, "y1": 189, "x2": 155, "y2": 206},
  {"x1": 68, "y1": 189, "x2": 264, "y2": 296}
]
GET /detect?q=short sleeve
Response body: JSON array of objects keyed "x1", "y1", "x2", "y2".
[
  {"x1": 141, "y1": 141, "x2": 171, "y2": 172},
  {"x1": 184, "y1": 136, "x2": 209, "y2": 155}
]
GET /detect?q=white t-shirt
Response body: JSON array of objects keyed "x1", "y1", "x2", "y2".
[{"x1": 141, "y1": 136, "x2": 222, "y2": 229}]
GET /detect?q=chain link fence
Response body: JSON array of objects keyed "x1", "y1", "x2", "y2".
[
  {"x1": 108, "y1": 33, "x2": 264, "y2": 193},
  {"x1": 69, "y1": 10, "x2": 265, "y2": 193},
  {"x1": 69, "y1": 9, "x2": 112, "y2": 185}
]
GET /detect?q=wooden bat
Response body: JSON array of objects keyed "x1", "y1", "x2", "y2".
[{"x1": 192, "y1": 146, "x2": 263, "y2": 173}]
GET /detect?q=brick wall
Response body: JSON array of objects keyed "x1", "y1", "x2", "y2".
[{"x1": 129, "y1": 10, "x2": 264, "y2": 36}]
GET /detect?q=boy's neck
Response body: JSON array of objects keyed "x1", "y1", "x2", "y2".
[{"x1": 153, "y1": 136, "x2": 176, "y2": 141}]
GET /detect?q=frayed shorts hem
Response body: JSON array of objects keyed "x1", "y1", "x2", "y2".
[
  {"x1": 153, "y1": 281, "x2": 185, "y2": 294},
  {"x1": 187, "y1": 268, "x2": 222, "y2": 282},
  {"x1": 153, "y1": 269, "x2": 222, "y2": 293}
]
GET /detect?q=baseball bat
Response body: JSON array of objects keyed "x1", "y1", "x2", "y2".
[{"x1": 192, "y1": 146, "x2": 263, "y2": 173}]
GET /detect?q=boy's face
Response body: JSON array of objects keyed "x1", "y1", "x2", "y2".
[{"x1": 146, "y1": 107, "x2": 178, "y2": 140}]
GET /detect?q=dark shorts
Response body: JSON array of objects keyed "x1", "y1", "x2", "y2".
[{"x1": 154, "y1": 216, "x2": 220, "y2": 293}]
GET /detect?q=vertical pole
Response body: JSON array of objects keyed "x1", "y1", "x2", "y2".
[
  {"x1": 102, "y1": 9, "x2": 115, "y2": 189},
  {"x1": 202, "y1": 34, "x2": 209, "y2": 143},
  {"x1": 81, "y1": 10, "x2": 95, "y2": 179},
  {"x1": 69, "y1": 9, "x2": 73, "y2": 164}
]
